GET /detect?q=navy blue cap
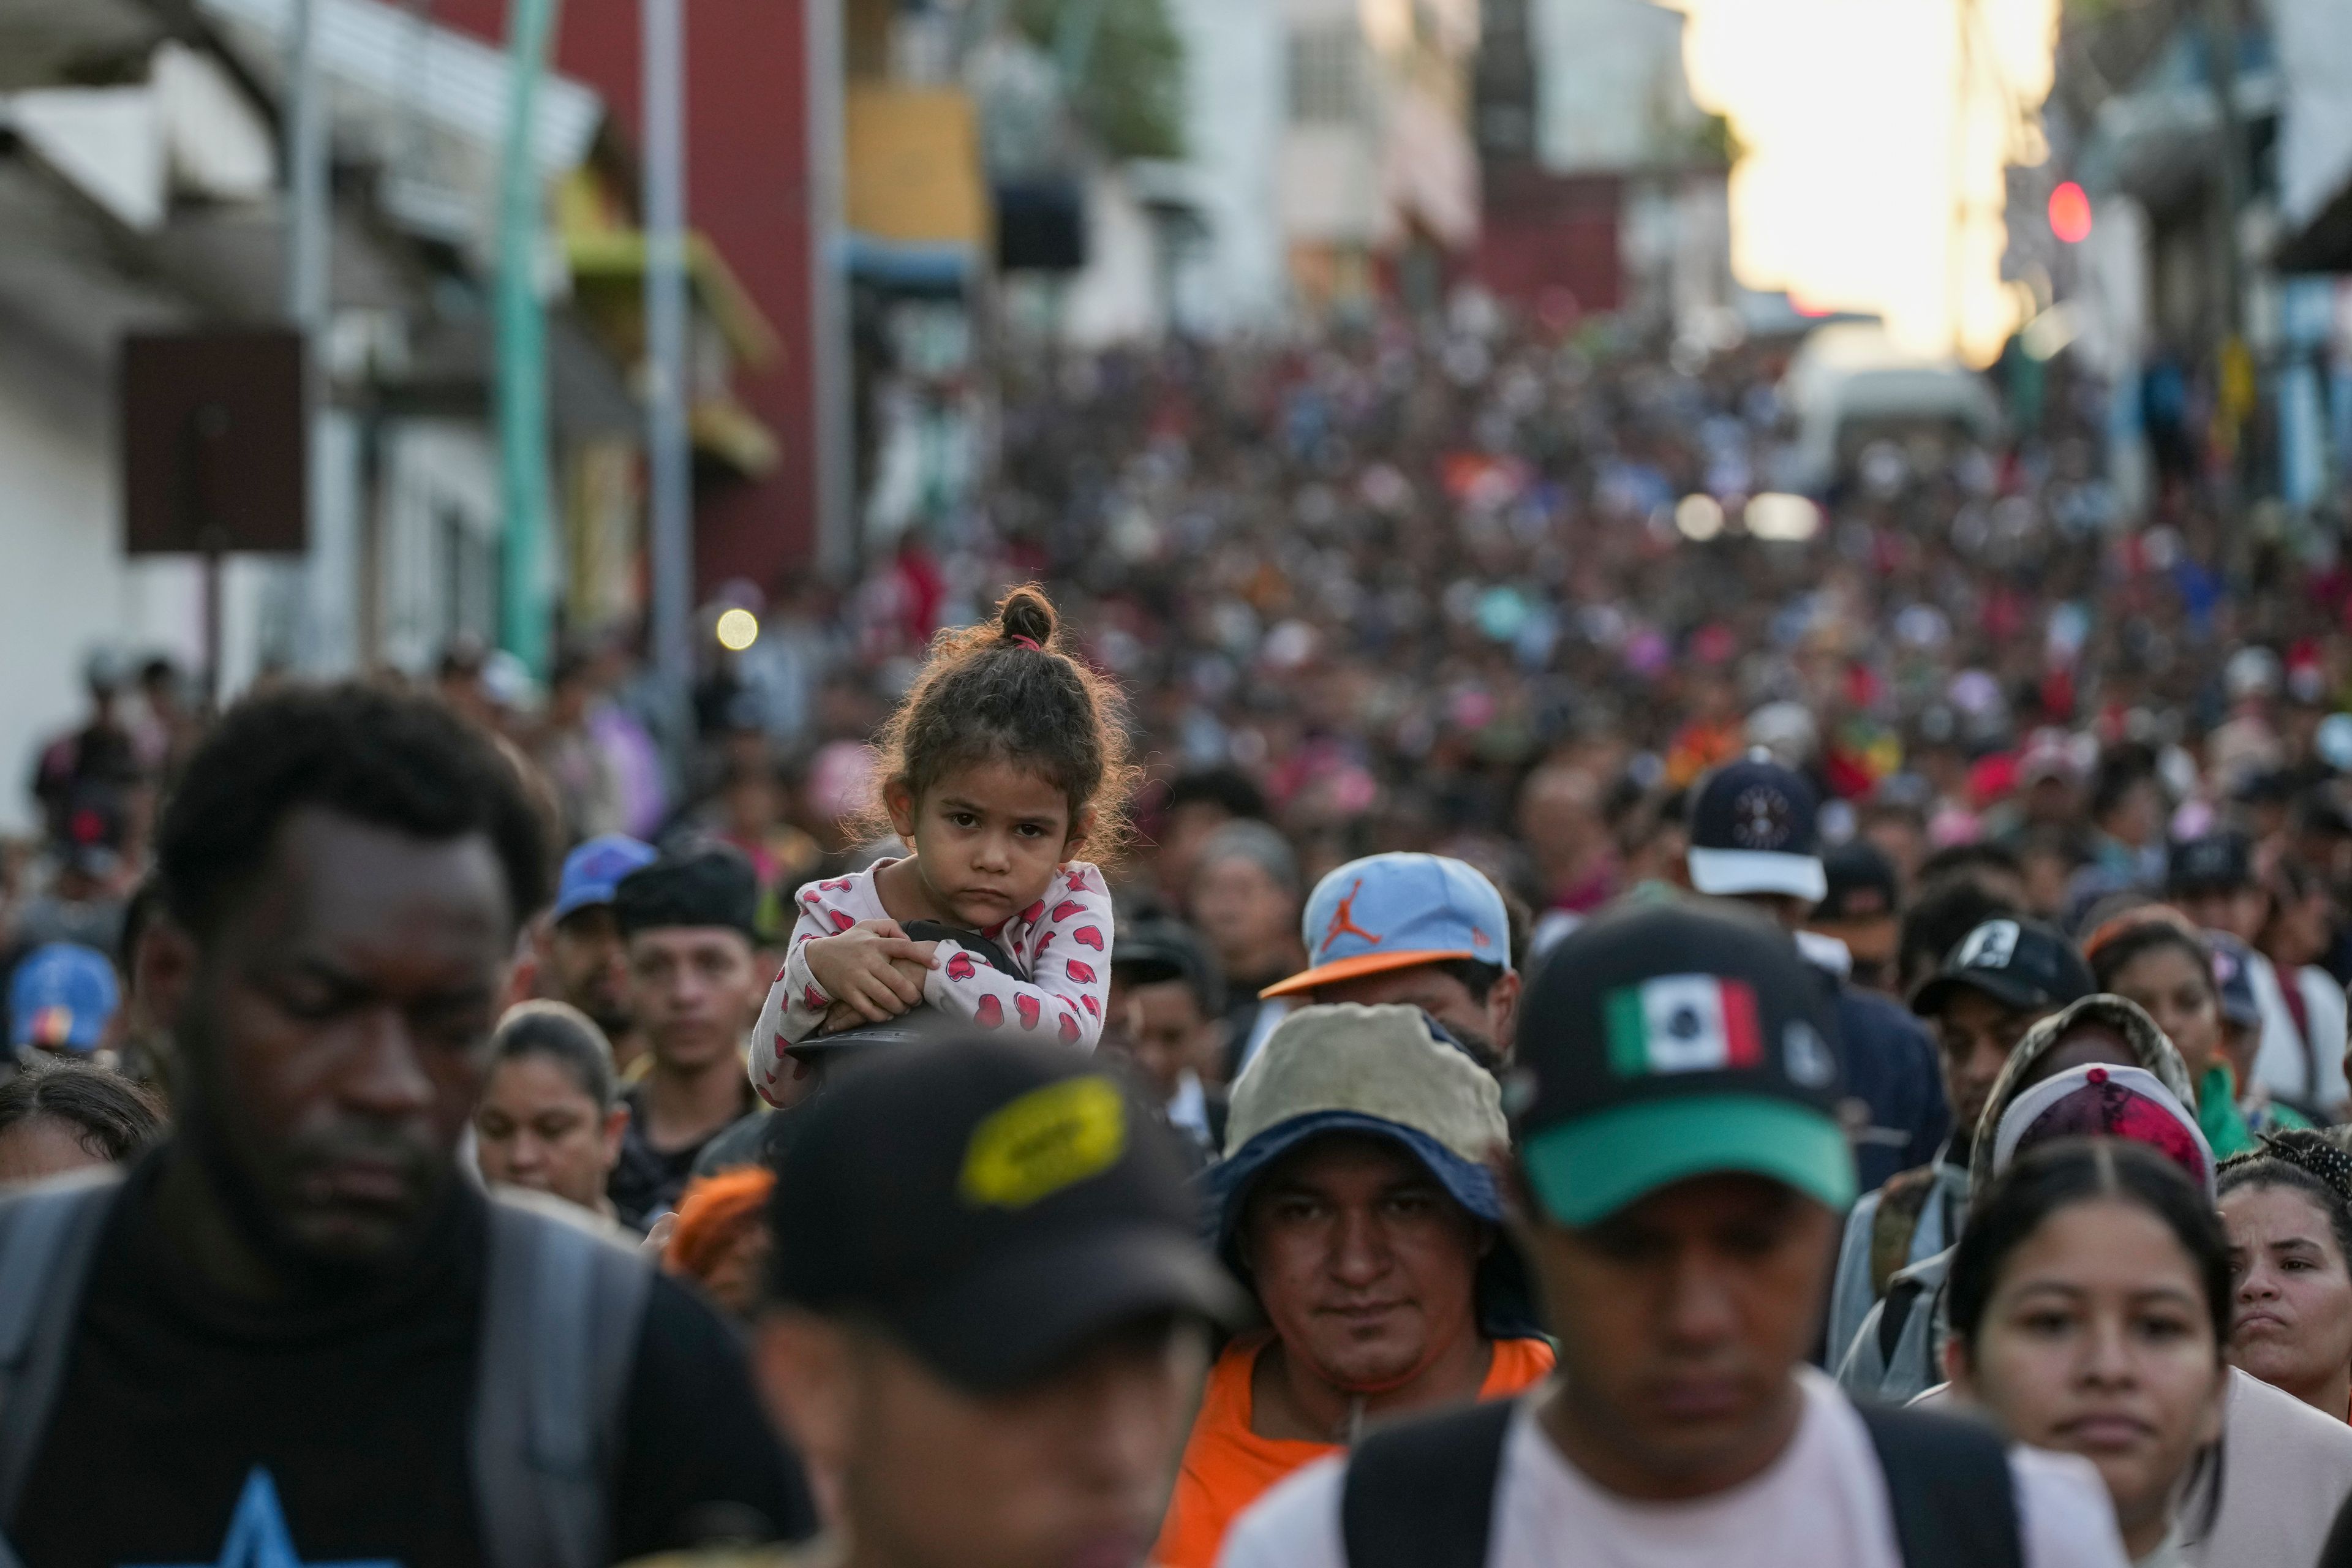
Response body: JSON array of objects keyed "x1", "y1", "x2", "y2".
[
  {"x1": 2205, "y1": 932, "x2": 2264, "y2": 1029},
  {"x1": 2168, "y1": 832, "x2": 2255, "y2": 894},
  {"x1": 1686, "y1": 753, "x2": 1826, "y2": 903}
]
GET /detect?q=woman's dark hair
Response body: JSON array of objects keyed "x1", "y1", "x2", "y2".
[
  {"x1": 157, "y1": 682, "x2": 552, "y2": 939},
  {"x1": 487, "y1": 1001, "x2": 616, "y2": 1110},
  {"x1": 2090, "y1": 746, "x2": 2160, "y2": 823},
  {"x1": 867, "y1": 585, "x2": 1136, "y2": 859},
  {"x1": 1950, "y1": 1139, "x2": 2231, "y2": 1357},
  {"x1": 1916, "y1": 840, "x2": 2025, "y2": 888},
  {"x1": 2219, "y1": 1131, "x2": 2352, "y2": 1268},
  {"x1": 0, "y1": 1057, "x2": 166, "y2": 1164},
  {"x1": 2088, "y1": 913, "x2": 2220, "y2": 1005}
]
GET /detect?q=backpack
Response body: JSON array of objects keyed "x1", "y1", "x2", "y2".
[
  {"x1": 0, "y1": 1170, "x2": 651, "y2": 1568},
  {"x1": 1868, "y1": 1165, "x2": 1943, "y2": 1301},
  {"x1": 1338, "y1": 1396, "x2": 2023, "y2": 1568}
]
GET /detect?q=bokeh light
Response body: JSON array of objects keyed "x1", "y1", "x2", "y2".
[
  {"x1": 1676, "y1": 494, "x2": 1727, "y2": 541},
  {"x1": 715, "y1": 608, "x2": 761, "y2": 652},
  {"x1": 1746, "y1": 493, "x2": 1823, "y2": 541},
  {"x1": 2048, "y1": 181, "x2": 2092, "y2": 244}
]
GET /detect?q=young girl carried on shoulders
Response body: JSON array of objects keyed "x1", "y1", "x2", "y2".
[{"x1": 750, "y1": 586, "x2": 1133, "y2": 1106}]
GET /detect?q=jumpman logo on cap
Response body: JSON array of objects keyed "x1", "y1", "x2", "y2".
[{"x1": 1321, "y1": 880, "x2": 1382, "y2": 955}]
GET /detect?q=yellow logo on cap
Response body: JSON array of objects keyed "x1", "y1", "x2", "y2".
[{"x1": 960, "y1": 1076, "x2": 1127, "y2": 1209}]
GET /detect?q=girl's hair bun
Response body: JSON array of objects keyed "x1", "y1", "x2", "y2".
[{"x1": 998, "y1": 584, "x2": 1057, "y2": 648}]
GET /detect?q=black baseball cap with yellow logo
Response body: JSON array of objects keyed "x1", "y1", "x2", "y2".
[{"x1": 766, "y1": 1036, "x2": 1244, "y2": 1392}]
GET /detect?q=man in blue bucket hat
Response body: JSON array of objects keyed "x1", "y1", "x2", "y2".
[
  {"x1": 1153, "y1": 1002, "x2": 1553, "y2": 1568},
  {"x1": 1260, "y1": 853, "x2": 1520, "y2": 1071}
]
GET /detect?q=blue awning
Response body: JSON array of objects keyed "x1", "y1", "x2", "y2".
[{"x1": 842, "y1": 233, "x2": 971, "y2": 295}]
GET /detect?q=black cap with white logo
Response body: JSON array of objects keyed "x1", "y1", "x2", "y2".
[
  {"x1": 1909, "y1": 916, "x2": 2094, "y2": 1019},
  {"x1": 2168, "y1": 832, "x2": 2255, "y2": 895}
]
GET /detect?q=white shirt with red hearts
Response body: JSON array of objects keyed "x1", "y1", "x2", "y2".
[{"x1": 750, "y1": 857, "x2": 1114, "y2": 1106}]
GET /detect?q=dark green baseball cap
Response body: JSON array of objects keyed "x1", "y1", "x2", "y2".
[{"x1": 1512, "y1": 899, "x2": 1855, "y2": 1227}]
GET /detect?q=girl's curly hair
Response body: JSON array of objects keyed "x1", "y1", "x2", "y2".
[{"x1": 865, "y1": 585, "x2": 1137, "y2": 862}]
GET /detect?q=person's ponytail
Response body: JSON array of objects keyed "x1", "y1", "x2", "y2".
[{"x1": 998, "y1": 585, "x2": 1057, "y2": 650}]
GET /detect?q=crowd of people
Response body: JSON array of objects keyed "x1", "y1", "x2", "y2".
[{"x1": 12, "y1": 307, "x2": 2352, "y2": 1568}]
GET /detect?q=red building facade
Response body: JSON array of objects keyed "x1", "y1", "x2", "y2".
[{"x1": 438, "y1": 0, "x2": 820, "y2": 593}]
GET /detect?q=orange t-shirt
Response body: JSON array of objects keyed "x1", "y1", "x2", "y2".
[{"x1": 1151, "y1": 1333, "x2": 1556, "y2": 1568}]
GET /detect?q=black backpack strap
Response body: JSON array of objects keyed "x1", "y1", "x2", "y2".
[
  {"x1": 1856, "y1": 1402, "x2": 2023, "y2": 1568},
  {"x1": 472, "y1": 1196, "x2": 654, "y2": 1568},
  {"x1": 1877, "y1": 1272, "x2": 1924, "y2": 1365},
  {"x1": 1339, "y1": 1400, "x2": 1515, "y2": 1568},
  {"x1": 0, "y1": 1170, "x2": 124, "y2": 1527}
]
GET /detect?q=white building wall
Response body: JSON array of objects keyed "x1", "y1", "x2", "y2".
[
  {"x1": 1281, "y1": 0, "x2": 1385, "y2": 249},
  {"x1": 1530, "y1": 0, "x2": 1697, "y2": 174},
  {"x1": 0, "y1": 318, "x2": 203, "y2": 834},
  {"x1": 1283, "y1": 124, "x2": 1385, "y2": 245},
  {"x1": 377, "y1": 419, "x2": 500, "y2": 674},
  {"x1": 2274, "y1": 0, "x2": 2352, "y2": 231},
  {"x1": 1061, "y1": 167, "x2": 1166, "y2": 347},
  {"x1": 293, "y1": 409, "x2": 363, "y2": 676},
  {"x1": 1167, "y1": 0, "x2": 1288, "y2": 328},
  {"x1": 2078, "y1": 195, "x2": 2153, "y2": 516}
]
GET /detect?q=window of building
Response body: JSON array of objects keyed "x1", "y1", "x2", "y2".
[{"x1": 1289, "y1": 25, "x2": 1362, "y2": 124}]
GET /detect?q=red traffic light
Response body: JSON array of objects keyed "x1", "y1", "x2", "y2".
[{"x1": 2049, "y1": 181, "x2": 2092, "y2": 244}]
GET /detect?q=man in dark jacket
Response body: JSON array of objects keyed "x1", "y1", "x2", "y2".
[
  {"x1": 1681, "y1": 754, "x2": 1949, "y2": 1193},
  {"x1": 0, "y1": 684, "x2": 812, "y2": 1567}
]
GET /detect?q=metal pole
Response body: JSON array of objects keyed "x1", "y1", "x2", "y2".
[
  {"x1": 644, "y1": 0, "x2": 693, "y2": 687},
  {"x1": 808, "y1": 0, "x2": 854, "y2": 578},
  {"x1": 285, "y1": 0, "x2": 329, "y2": 330},
  {"x1": 496, "y1": 0, "x2": 561, "y2": 677},
  {"x1": 270, "y1": 0, "x2": 329, "y2": 686},
  {"x1": 2203, "y1": 0, "x2": 2246, "y2": 342},
  {"x1": 2203, "y1": 0, "x2": 2251, "y2": 515}
]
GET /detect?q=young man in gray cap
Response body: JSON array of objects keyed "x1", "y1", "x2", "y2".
[
  {"x1": 1221, "y1": 900, "x2": 2128, "y2": 1568},
  {"x1": 625, "y1": 1035, "x2": 1241, "y2": 1568},
  {"x1": 609, "y1": 845, "x2": 771, "y2": 1230}
]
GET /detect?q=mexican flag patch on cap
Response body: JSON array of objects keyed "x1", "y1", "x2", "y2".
[{"x1": 1605, "y1": 974, "x2": 1762, "y2": 1077}]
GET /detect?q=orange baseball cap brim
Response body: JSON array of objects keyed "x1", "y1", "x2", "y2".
[{"x1": 1259, "y1": 948, "x2": 1478, "y2": 1000}]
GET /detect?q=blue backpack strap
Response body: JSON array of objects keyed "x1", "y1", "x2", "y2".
[
  {"x1": 1339, "y1": 1400, "x2": 1515, "y2": 1568},
  {"x1": 0, "y1": 1169, "x2": 125, "y2": 1529},
  {"x1": 1855, "y1": 1401, "x2": 2023, "y2": 1568},
  {"x1": 471, "y1": 1195, "x2": 653, "y2": 1568}
]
